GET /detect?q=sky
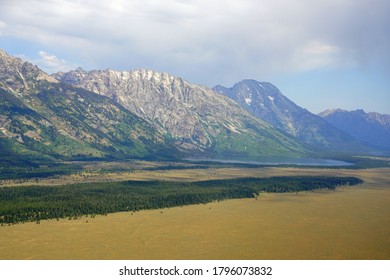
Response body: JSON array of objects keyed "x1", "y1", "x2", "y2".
[{"x1": 0, "y1": 0, "x2": 389, "y2": 114}]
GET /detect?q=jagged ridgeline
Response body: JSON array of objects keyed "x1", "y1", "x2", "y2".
[
  {"x1": 319, "y1": 109, "x2": 390, "y2": 151},
  {"x1": 0, "y1": 48, "x2": 309, "y2": 163},
  {"x1": 53, "y1": 67, "x2": 307, "y2": 157},
  {"x1": 213, "y1": 80, "x2": 374, "y2": 153},
  {"x1": 0, "y1": 176, "x2": 363, "y2": 225},
  {"x1": 1, "y1": 48, "x2": 387, "y2": 163},
  {"x1": 0, "y1": 49, "x2": 179, "y2": 162}
]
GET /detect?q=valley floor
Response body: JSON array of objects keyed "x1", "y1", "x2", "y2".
[
  {"x1": 0, "y1": 167, "x2": 389, "y2": 260},
  {"x1": 1, "y1": 160, "x2": 389, "y2": 186}
]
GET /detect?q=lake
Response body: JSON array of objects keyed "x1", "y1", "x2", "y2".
[{"x1": 186, "y1": 156, "x2": 353, "y2": 166}]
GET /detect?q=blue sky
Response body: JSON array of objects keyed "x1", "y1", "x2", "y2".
[{"x1": 0, "y1": 0, "x2": 389, "y2": 114}]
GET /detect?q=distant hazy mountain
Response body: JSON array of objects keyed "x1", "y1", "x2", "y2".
[
  {"x1": 0, "y1": 49, "x2": 177, "y2": 165},
  {"x1": 213, "y1": 80, "x2": 369, "y2": 153},
  {"x1": 320, "y1": 109, "x2": 390, "y2": 150},
  {"x1": 54, "y1": 68, "x2": 307, "y2": 157}
]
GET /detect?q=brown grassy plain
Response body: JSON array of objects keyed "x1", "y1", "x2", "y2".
[{"x1": 0, "y1": 167, "x2": 389, "y2": 260}]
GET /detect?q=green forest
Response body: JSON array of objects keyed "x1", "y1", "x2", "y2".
[{"x1": 0, "y1": 176, "x2": 363, "y2": 225}]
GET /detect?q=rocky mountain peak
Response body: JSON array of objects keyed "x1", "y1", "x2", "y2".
[
  {"x1": 130, "y1": 69, "x2": 172, "y2": 82},
  {"x1": 320, "y1": 108, "x2": 390, "y2": 150},
  {"x1": 215, "y1": 79, "x2": 371, "y2": 152},
  {"x1": 0, "y1": 49, "x2": 57, "y2": 94},
  {"x1": 318, "y1": 108, "x2": 344, "y2": 117},
  {"x1": 53, "y1": 67, "x2": 88, "y2": 85},
  {"x1": 54, "y1": 67, "x2": 305, "y2": 156},
  {"x1": 0, "y1": 50, "x2": 178, "y2": 162},
  {"x1": 214, "y1": 80, "x2": 287, "y2": 109}
]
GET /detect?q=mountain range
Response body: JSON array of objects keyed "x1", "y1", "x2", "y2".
[
  {"x1": 213, "y1": 80, "x2": 371, "y2": 153},
  {"x1": 52, "y1": 67, "x2": 306, "y2": 157},
  {"x1": 0, "y1": 48, "x2": 388, "y2": 166},
  {"x1": 0, "y1": 49, "x2": 306, "y2": 166},
  {"x1": 320, "y1": 109, "x2": 390, "y2": 150},
  {"x1": 0, "y1": 49, "x2": 177, "y2": 166}
]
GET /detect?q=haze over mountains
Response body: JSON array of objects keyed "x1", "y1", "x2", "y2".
[
  {"x1": 0, "y1": 48, "x2": 388, "y2": 166},
  {"x1": 320, "y1": 109, "x2": 390, "y2": 150},
  {"x1": 213, "y1": 80, "x2": 373, "y2": 152}
]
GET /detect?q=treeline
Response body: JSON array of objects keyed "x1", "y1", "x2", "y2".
[
  {"x1": 0, "y1": 176, "x2": 363, "y2": 225},
  {"x1": 200, "y1": 176, "x2": 364, "y2": 193},
  {"x1": 0, "y1": 162, "x2": 81, "y2": 180}
]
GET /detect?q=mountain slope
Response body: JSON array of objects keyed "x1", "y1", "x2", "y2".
[
  {"x1": 54, "y1": 68, "x2": 308, "y2": 157},
  {"x1": 0, "y1": 49, "x2": 177, "y2": 163},
  {"x1": 213, "y1": 80, "x2": 372, "y2": 153},
  {"x1": 0, "y1": 49, "x2": 58, "y2": 94},
  {"x1": 320, "y1": 109, "x2": 390, "y2": 150}
]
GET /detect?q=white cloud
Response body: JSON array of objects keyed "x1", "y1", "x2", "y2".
[
  {"x1": 291, "y1": 41, "x2": 345, "y2": 71},
  {"x1": 0, "y1": 20, "x2": 6, "y2": 36},
  {"x1": 0, "y1": 0, "x2": 389, "y2": 85},
  {"x1": 36, "y1": 51, "x2": 76, "y2": 73},
  {"x1": 16, "y1": 51, "x2": 78, "y2": 74}
]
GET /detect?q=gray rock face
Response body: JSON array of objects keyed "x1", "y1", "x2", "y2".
[
  {"x1": 0, "y1": 49, "x2": 177, "y2": 161},
  {"x1": 213, "y1": 79, "x2": 372, "y2": 152},
  {"x1": 0, "y1": 49, "x2": 58, "y2": 95},
  {"x1": 320, "y1": 109, "x2": 390, "y2": 150},
  {"x1": 214, "y1": 80, "x2": 304, "y2": 136},
  {"x1": 54, "y1": 69, "x2": 306, "y2": 156}
]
